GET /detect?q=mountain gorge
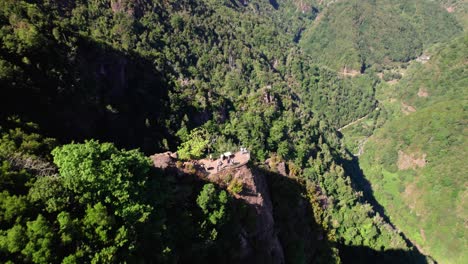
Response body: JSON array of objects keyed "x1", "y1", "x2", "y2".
[
  {"x1": 301, "y1": 0, "x2": 462, "y2": 71},
  {"x1": 0, "y1": 0, "x2": 465, "y2": 263},
  {"x1": 358, "y1": 35, "x2": 467, "y2": 264}
]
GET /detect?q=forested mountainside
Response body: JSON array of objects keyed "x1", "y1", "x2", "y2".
[
  {"x1": 439, "y1": 0, "x2": 468, "y2": 28},
  {"x1": 0, "y1": 0, "x2": 379, "y2": 153},
  {"x1": 358, "y1": 36, "x2": 468, "y2": 264},
  {"x1": 0, "y1": 0, "x2": 464, "y2": 263},
  {"x1": 301, "y1": 0, "x2": 462, "y2": 72}
]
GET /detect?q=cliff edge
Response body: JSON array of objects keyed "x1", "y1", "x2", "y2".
[{"x1": 150, "y1": 151, "x2": 285, "y2": 263}]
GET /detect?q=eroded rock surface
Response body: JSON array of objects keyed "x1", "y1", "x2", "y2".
[{"x1": 149, "y1": 151, "x2": 284, "y2": 263}]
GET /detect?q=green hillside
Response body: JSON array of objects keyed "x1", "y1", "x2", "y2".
[
  {"x1": 300, "y1": 0, "x2": 462, "y2": 71},
  {"x1": 439, "y1": 0, "x2": 468, "y2": 28},
  {"x1": 0, "y1": 0, "x2": 464, "y2": 263},
  {"x1": 0, "y1": 0, "x2": 428, "y2": 263},
  {"x1": 359, "y1": 35, "x2": 468, "y2": 263}
]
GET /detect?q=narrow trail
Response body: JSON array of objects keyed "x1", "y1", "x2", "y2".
[
  {"x1": 354, "y1": 137, "x2": 369, "y2": 157},
  {"x1": 338, "y1": 106, "x2": 379, "y2": 157},
  {"x1": 338, "y1": 107, "x2": 376, "y2": 132}
]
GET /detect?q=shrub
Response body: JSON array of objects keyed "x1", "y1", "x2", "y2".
[{"x1": 227, "y1": 178, "x2": 243, "y2": 194}]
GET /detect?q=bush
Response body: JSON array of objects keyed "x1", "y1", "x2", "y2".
[
  {"x1": 227, "y1": 178, "x2": 243, "y2": 194},
  {"x1": 383, "y1": 71, "x2": 402, "y2": 81}
]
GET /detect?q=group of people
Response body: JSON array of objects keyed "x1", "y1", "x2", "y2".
[
  {"x1": 211, "y1": 147, "x2": 248, "y2": 172},
  {"x1": 216, "y1": 159, "x2": 223, "y2": 172},
  {"x1": 217, "y1": 153, "x2": 234, "y2": 172}
]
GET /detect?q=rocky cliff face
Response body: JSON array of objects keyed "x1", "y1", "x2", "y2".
[
  {"x1": 150, "y1": 152, "x2": 286, "y2": 263},
  {"x1": 215, "y1": 166, "x2": 285, "y2": 264}
]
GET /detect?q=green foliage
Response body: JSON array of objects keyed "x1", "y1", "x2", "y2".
[
  {"x1": 177, "y1": 127, "x2": 210, "y2": 160},
  {"x1": 291, "y1": 63, "x2": 378, "y2": 127},
  {"x1": 383, "y1": 71, "x2": 402, "y2": 82},
  {"x1": 227, "y1": 178, "x2": 243, "y2": 194},
  {"x1": 0, "y1": 0, "x2": 458, "y2": 263},
  {"x1": 360, "y1": 37, "x2": 468, "y2": 263},
  {"x1": 304, "y1": 162, "x2": 410, "y2": 251},
  {"x1": 22, "y1": 215, "x2": 54, "y2": 263},
  {"x1": 197, "y1": 183, "x2": 228, "y2": 227},
  {"x1": 52, "y1": 140, "x2": 153, "y2": 223},
  {"x1": 362, "y1": 101, "x2": 467, "y2": 263},
  {"x1": 0, "y1": 118, "x2": 56, "y2": 159},
  {"x1": 301, "y1": 0, "x2": 462, "y2": 71},
  {"x1": 0, "y1": 224, "x2": 27, "y2": 254},
  {"x1": 0, "y1": 131, "x2": 171, "y2": 263}
]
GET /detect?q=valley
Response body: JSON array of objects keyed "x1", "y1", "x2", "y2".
[{"x1": 0, "y1": 0, "x2": 465, "y2": 263}]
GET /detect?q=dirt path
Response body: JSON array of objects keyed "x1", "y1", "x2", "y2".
[
  {"x1": 338, "y1": 108, "x2": 376, "y2": 132},
  {"x1": 354, "y1": 137, "x2": 369, "y2": 156}
]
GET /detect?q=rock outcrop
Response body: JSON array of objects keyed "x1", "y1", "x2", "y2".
[
  {"x1": 150, "y1": 151, "x2": 175, "y2": 169},
  {"x1": 215, "y1": 166, "x2": 285, "y2": 264},
  {"x1": 149, "y1": 152, "x2": 285, "y2": 263}
]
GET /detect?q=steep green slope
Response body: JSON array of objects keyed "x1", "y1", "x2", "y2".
[
  {"x1": 0, "y1": 0, "x2": 373, "y2": 149},
  {"x1": 300, "y1": 0, "x2": 462, "y2": 72},
  {"x1": 439, "y1": 0, "x2": 468, "y2": 28},
  {"x1": 359, "y1": 35, "x2": 468, "y2": 263},
  {"x1": 0, "y1": 122, "x2": 250, "y2": 263},
  {"x1": 0, "y1": 0, "x2": 427, "y2": 263}
]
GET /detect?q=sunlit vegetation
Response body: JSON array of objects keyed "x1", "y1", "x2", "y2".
[
  {"x1": 301, "y1": 0, "x2": 462, "y2": 71},
  {"x1": 359, "y1": 36, "x2": 468, "y2": 263},
  {"x1": 0, "y1": 0, "x2": 463, "y2": 263}
]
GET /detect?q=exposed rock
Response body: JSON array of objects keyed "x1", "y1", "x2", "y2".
[
  {"x1": 416, "y1": 54, "x2": 431, "y2": 63},
  {"x1": 273, "y1": 59, "x2": 279, "y2": 69},
  {"x1": 110, "y1": 0, "x2": 148, "y2": 17},
  {"x1": 276, "y1": 162, "x2": 288, "y2": 177},
  {"x1": 417, "y1": 87, "x2": 429, "y2": 97},
  {"x1": 397, "y1": 150, "x2": 426, "y2": 170},
  {"x1": 340, "y1": 66, "x2": 361, "y2": 77},
  {"x1": 150, "y1": 151, "x2": 175, "y2": 169},
  {"x1": 264, "y1": 158, "x2": 289, "y2": 177},
  {"x1": 110, "y1": 0, "x2": 125, "y2": 13},
  {"x1": 179, "y1": 78, "x2": 194, "y2": 87},
  {"x1": 402, "y1": 102, "x2": 417, "y2": 115},
  {"x1": 150, "y1": 151, "x2": 284, "y2": 263},
  {"x1": 295, "y1": 0, "x2": 312, "y2": 14},
  {"x1": 216, "y1": 166, "x2": 285, "y2": 264},
  {"x1": 263, "y1": 91, "x2": 275, "y2": 104}
]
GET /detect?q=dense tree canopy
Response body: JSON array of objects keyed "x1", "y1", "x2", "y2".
[{"x1": 0, "y1": 0, "x2": 462, "y2": 263}]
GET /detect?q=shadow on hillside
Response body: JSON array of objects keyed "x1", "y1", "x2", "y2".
[
  {"x1": 149, "y1": 162, "x2": 433, "y2": 263},
  {"x1": 150, "y1": 166, "x2": 246, "y2": 263},
  {"x1": 257, "y1": 166, "x2": 432, "y2": 263},
  {"x1": 258, "y1": 166, "x2": 329, "y2": 262},
  {"x1": 341, "y1": 155, "x2": 391, "y2": 223},
  {"x1": 1, "y1": 35, "x2": 174, "y2": 154},
  {"x1": 269, "y1": 0, "x2": 279, "y2": 10},
  {"x1": 338, "y1": 244, "x2": 431, "y2": 264},
  {"x1": 339, "y1": 154, "x2": 432, "y2": 261}
]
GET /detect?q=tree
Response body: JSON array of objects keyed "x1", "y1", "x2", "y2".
[
  {"x1": 196, "y1": 184, "x2": 229, "y2": 241},
  {"x1": 51, "y1": 140, "x2": 153, "y2": 224},
  {"x1": 22, "y1": 215, "x2": 54, "y2": 263},
  {"x1": 47, "y1": 140, "x2": 160, "y2": 261},
  {"x1": 177, "y1": 127, "x2": 209, "y2": 160}
]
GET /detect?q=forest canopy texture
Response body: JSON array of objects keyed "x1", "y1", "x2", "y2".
[{"x1": 0, "y1": 0, "x2": 465, "y2": 263}]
